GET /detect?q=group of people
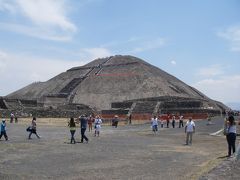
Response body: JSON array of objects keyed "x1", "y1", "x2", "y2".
[
  {"x1": 68, "y1": 115, "x2": 103, "y2": 144},
  {"x1": 151, "y1": 114, "x2": 185, "y2": 132},
  {"x1": 1, "y1": 113, "x2": 238, "y2": 158},
  {"x1": 0, "y1": 114, "x2": 103, "y2": 143},
  {"x1": 10, "y1": 112, "x2": 18, "y2": 123},
  {"x1": 0, "y1": 116, "x2": 41, "y2": 141},
  {"x1": 151, "y1": 114, "x2": 239, "y2": 157},
  {"x1": 151, "y1": 115, "x2": 195, "y2": 145},
  {"x1": 167, "y1": 114, "x2": 184, "y2": 128}
]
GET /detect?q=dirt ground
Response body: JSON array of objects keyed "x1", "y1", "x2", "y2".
[{"x1": 0, "y1": 116, "x2": 239, "y2": 180}]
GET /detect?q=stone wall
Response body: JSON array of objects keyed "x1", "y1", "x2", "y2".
[
  {"x1": 0, "y1": 97, "x2": 7, "y2": 109},
  {"x1": 59, "y1": 77, "x2": 85, "y2": 94},
  {"x1": 160, "y1": 101, "x2": 202, "y2": 109},
  {"x1": 43, "y1": 96, "x2": 68, "y2": 109},
  {"x1": 4, "y1": 99, "x2": 22, "y2": 109},
  {"x1": 160, "y1": 108, "x2": 220, "y2": 115},
  {"x1": 0, "y1": 107, "x2": 93, "y2": 118},
  {"x1": 102, "y1": 97, "x2": 223, "y2": 121},
  {"x1": 132, "y1": 101, "x2": 157, "y2": 113},
  {"x1": 111, "y1": 102, "x2": 133, "y2": 109},
  {"x1": 20, "y1": 99, "x2": 38, "y2": 107}
]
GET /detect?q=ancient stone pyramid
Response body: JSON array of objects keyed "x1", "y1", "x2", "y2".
[{"x1": 5, "y1": 55, "x2": 227, "y2": 115}]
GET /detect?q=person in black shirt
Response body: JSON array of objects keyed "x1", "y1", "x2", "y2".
[
  {"x1": 80, "y1": 115, "x2": 89, "y2": 143},
  {"x1": 112, "y1": 115, "x2": 119, "y2": 128}
]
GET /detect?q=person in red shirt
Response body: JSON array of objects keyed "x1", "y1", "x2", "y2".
[{"x1": 88, "y1": 115, "x2": 94, "y2": 132}]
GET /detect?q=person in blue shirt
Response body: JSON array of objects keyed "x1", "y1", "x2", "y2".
[
  {"x1": 0, "y1": 119, "x2": 8, "y2": 141},
  {"x1": 80, "y1": 115, "x2": 89, "y2": 143},
  {"x1": 112, "y1": 115, "x2": 119, "y2": 128}
]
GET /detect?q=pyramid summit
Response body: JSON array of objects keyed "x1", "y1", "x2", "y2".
[{"x1": 1, "y1": 55, "x2": 229, "y2": 118}]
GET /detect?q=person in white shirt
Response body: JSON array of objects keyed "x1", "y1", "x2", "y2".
[
  {"x1": 160, "y1": 116, "x2": 164, "y2": 128},
  {"x1": 185, "y1": 118, "x2": 195, "y2": 145},
  {"x1": 151, "y1": 116, "x2": 158, "y2": 134},
  {"x1": 94, "y1": 116, "x2": 102, "y2": 137},
  {"x1": 179, "y1": 115, "x2": 184, "y2": 128},
  {"x1": 226, "y1": 115, "x2": 237, "y2": 157},
  {"x1": 10, "y1": 112, "x2": 14, "y2": 123}
]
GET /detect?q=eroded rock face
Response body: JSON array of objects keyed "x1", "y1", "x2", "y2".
[{"x1": 4, "y1": 55, "x2": 227, "y2": 113}]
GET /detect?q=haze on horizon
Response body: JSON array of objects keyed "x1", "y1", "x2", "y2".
[{"x1": 0, "y1": 0, "x2": 239, "y2": 109}]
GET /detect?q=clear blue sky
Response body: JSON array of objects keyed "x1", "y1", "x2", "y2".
[{"x1": 0, "y1": 0, "x2": 240, "y2": 109}]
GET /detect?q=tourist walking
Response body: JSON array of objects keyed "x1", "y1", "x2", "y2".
[
  {"x1": 88, "y1": 115, "x2": 94, "y2": 132},
  {"x1": 68, "y1": 117, "x2": 76, "y2": 144},
  {"x1": 160, "y1": 118, "x2": 164, "y2": 128},
  {"x1": 207, "y1": 114, "x2": 213, "y2": 125},
  {"x1": 185, "y1": 118, "x2": 195, "y2": 145},
  {"x1": 166, "y1": 114, "x2": 170, "y2": 128},
  {"x1": 172, "y1": 115, "x2": 176, "y2": 128},
  {"x1": 151, "y1": 116, "x2": 158, "y2": 134},
  {"x1": 112, "y1": 115, "x2": 119, "y2": 128},
  {"x1": 10, "y1": 112, "x2": 14, "y2": 123},
  {"x1": 226, "y1": 115, "x2": 237, "y2": 157},
  {"x1": 129, "y1": 114, "x2": 132, "y2": 125},
  {"x1": 94, "y1": 116, "x2": 102, "y2": 137},
  {"x1": 0, "y1": 119, "x2": 8, "y2": 141},
  {"x1": 80, "y1": 115, "x2": 89, "y2": 143},
  {"x1": 28, "y1": 117, "x2": 41, "y2": 139},
  {"x1": 179, "y1": 115, "x2": 184, "y2": 128},
  {"x1": 15, "y1": 113, "x2": 18, "y2": 123}
]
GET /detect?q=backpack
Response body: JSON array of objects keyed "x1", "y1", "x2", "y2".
[{"x1": 26, "y1": 126, "x2": 32, "y2": 132}]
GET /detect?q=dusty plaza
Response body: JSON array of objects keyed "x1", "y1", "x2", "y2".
[{"x1": 0, "y1": 116, "x2": 239, "y2": 180}]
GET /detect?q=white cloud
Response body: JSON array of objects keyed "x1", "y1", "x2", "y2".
[
  {"x1": 101, "y1": 36, "x2": 167, "y2": 54},
  {"x1": 0, "y1": 50, "x2": 84, "y2": 96},
  {"x1": 0, "y1": 50, "x2": 7, "y2": 58},
  {"x1": 16, "y1": 0, "x2": 76, "y2": 32},
  {"x1": 170, "y1": 60, "x2": 176, "y2": 65},
  {"x1": 0, "y1": 0, "x2": 16, "y2": 13},
  {"x1": 78, "y1": 48, "x2": 112, "y2": 61},
  {"x1": 193, "y1": 75, "x2": 240, "y2": 103},
  {"x1": 217, "y1": 25, "x2": 240, "y2": 52},
  {"x1": 0, "y1": 0, "x2": 76, "y2": 41},
  {"x1": 196, "y1": 64, "x2": 225, "y2": 77},
  {"x1": 0, "y1": 22, "x2": 73, "y2": 41}
]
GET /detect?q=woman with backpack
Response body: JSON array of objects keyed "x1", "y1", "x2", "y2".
[{"x1": 28, "y1": 117, "x2": 41, "y2": 139}]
